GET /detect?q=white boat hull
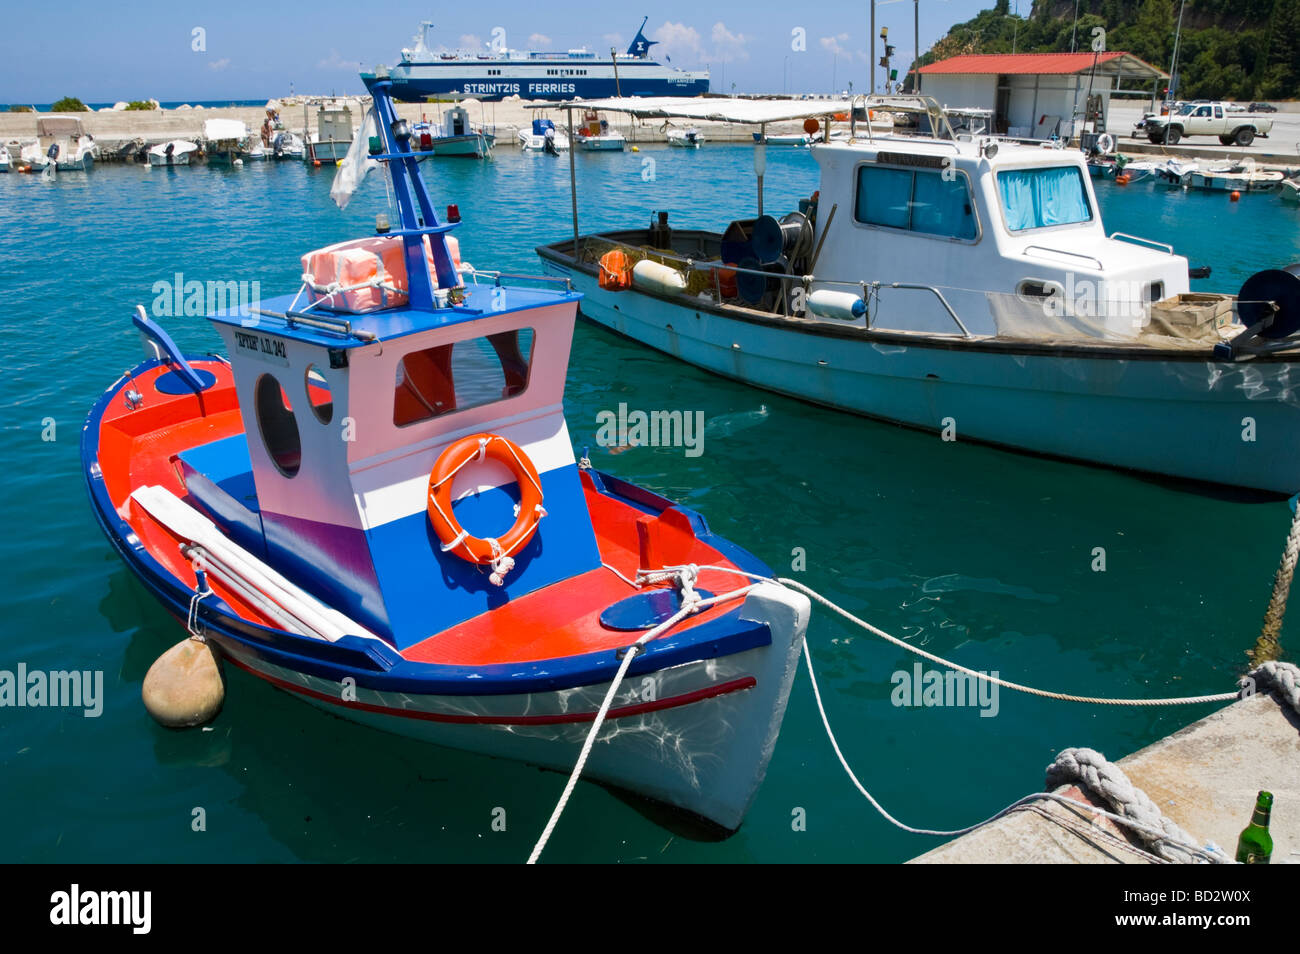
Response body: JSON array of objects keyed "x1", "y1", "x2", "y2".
[
  {"x1": 548, "y1": 261, "x2": 1300, "y2": 494},
  {"x1": 217, "y1": 582, "x2": 807, "y2": 830},
  {"x1": 577, "y1": 136, "x2": 626, "y2": 152}
]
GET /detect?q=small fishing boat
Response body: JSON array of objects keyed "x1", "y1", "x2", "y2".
[
  {"x1": 518, "y1": 116, "x2": 569, "y2": 153},
  {"x1": 574, "y1": 111, "x2": 626, "y2": 151},
  {"x1": 0, "y1": 145, "x2": 9, "y2": 172},
  {"x1": 19, "y1": 117, "x2": 96, "y2": 172},
  {"x1": 147, "y1": 140, "x2": 199, "y2": 166},
  {"x1": 202, "y1": 119, "x2": 250, "y2": 165},
  {"x1": 411, "y1": 106, "x2": 495, "y2": 158},
  {"x1": 271, "y1": 130, "x2": 306, "y2": 160},
  {"x1": 308, "y1": 100, "x2": 354, "y2": 162},
  {"x1": 538, "y1": 94, "x2": 1300, "y2": 494},
  {"x1": 1153, "y1": 156, "x2": 1199, "y2": 187},
  {"x1": 82, "y1": 76, "x2": 808, "y2": 833},
  {"x1": 752, "y1": 131, "x2": 810, "y2": 147},
  {"x1": 1186, "y1": 158, "x2": 1284, "y2": 193},
  {"x1": 1282, "y1": 176, "x2": 1299, "y2": 206},
  {"x1": 667, "y1": 126, "x2": 704, "y2": 148}
]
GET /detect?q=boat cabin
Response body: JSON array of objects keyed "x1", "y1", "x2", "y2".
[
  {"x1": 195, "y1": 88, "x2": 595, "y2": 649},
  {"x1": 808, "y1": 136, "x2": 1190, "y2": 337}
]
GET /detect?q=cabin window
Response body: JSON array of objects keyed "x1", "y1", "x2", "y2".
[
  {"x1": 305, "y1": 364, "x2": 333, "y2": 425},
  {"x1": 254, "y1": 374, "x2": 302, "y2": 477},
  {"x1": 854, "y1": 165, "x2": 977, "y2": 240},
  {"x1": 394, "y1": 328, "x2": 535, "y2": 427},
  {"x1": 996, "y1": 166, "x2": 1092, "y2": 231}
]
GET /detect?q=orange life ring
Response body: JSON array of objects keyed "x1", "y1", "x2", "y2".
[{"x1": 427, "y1": 434, "x2": 545, "y2": 579}]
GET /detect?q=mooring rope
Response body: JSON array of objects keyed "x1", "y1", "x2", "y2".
[
  {"x1": 526, "y1": 569, "x2": 755, "y2": 864},
  {"x1": 529, "y1": 559, "x2": 1296, "y2": 862},
  {"x1": 801, "y1": 636, "x2": 1227, "y2": 862},
  {"x1": 1257, "y1": 501, "x2": 1300, "y2": 658},
  {"x1": 658, "y1": 564, "x2": 1240, "y2": 707}
]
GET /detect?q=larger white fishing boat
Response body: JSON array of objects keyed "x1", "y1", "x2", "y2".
[{"x1": 538, "y1": 95, "x2": 1300, "y2": 495}]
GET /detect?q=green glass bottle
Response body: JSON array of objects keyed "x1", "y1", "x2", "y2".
[{"x1": 1235, "y1": 791, "x2": 1273, "y2": 864}]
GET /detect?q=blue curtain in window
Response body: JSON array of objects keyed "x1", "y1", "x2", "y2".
[
  {"x1": 912, "y1": 172, "x2": 977, "y2": 239},
  {"x1": 856, "y1": 167, "x2": 912, "y2": 229},
  {"x1": 998, "y1": 167, "x2": 1090, "y2": 231}
]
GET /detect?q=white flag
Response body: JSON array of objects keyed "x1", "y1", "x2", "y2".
[{"x1": 330, "y1": 106, "x2": 382, "y2": 211}]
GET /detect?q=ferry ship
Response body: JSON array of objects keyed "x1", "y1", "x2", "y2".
[{"x1": 373, "y1": 18, "x2": 709, "y2": 102}]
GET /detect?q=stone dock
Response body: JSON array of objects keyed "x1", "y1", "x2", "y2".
[
  {"x1": 910, "y1": 689, "x2": 1299, "y2": 864},
  {"x1": 3, "y1": 99, "x2": 1297, "y2": 166},
  {"x1": 0, "y1": 98, "x2": 787, "y2": 161}
]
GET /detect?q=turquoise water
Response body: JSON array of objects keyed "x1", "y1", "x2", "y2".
[{"x1": 1, "y1": 148, "x2": 1298, "y2": 863}]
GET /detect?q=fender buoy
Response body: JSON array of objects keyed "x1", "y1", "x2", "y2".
[
  {"x1": 598, "y1": 248, "x2": 632, "y2": 290},
  {"x1": 1116, "y1": 174, "x2": 1131, "y2": 185},
  {"x1": 1231, "y1": 190, "x2": 1241, "y2": 202},
  {"x1": 427, "y1": 434, "x2": 545, "y2": 585}
]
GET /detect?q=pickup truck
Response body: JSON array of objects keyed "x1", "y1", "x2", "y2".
[{"x1": 1145, "y1": 102, "x2": 1273, "y2": 146}]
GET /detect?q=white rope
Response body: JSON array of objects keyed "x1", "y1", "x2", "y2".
[
  {"x1": 647, "y1": 564, "x2": 1240, "y2": 707},
  {"x1": 186, "y1": 576, "x2": 213, "y2": 642},
  {"x1": 801, "y1": 636, "x2": 1226, "y2": 863},
  {"x1": 526, "y1": 572, "x2": 747, "y2": 863}
]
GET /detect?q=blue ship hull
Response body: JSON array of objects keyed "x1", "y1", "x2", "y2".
[{"x1": 386, "y1": 74, "x2": 709, "y2": 103}]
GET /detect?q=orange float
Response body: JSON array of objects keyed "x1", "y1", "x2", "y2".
[{"x1": 427, "y1": 434, "x2": 545, "y2": 583}]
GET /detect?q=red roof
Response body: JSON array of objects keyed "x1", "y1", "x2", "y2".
[{"x1": 918, "y1": 52, "x2": 1127, "y2": 75}]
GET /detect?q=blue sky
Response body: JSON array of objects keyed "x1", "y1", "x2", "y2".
[{"x1": 1, "y1": 0, "x2": 1006, "y2": 103}]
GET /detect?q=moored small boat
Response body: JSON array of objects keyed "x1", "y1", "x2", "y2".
[
  {"x1": 518, "y1": 116, "x2": 569, "y2": 152},
  {"x1": 667, "y1": 126, "x2": 704, "y2": 148},
  {"x1": 574, "y1": 111, "x2": 626, "y2": 151},
  {"x1": 0, "y1": 145, "x2": 9, "y2": 172},
  {"x1": 147, "y1": 140, "x2": 199, "y2": 166},
  {"x1": 1282, "y1": 176, "x2": 1300, "y2": 206},
  {"x1": 202, "y1": 118, "x2": 250, "y2": 165},
  {"x1": 19, "y1": 117, "x2": 96, "y2": 172},
  {"x1": 752, "y1": 131, "x2": 811, "y2": 147},
  {"x1": 413, "y1": 106, "x2": 495, "y2": 158},
  {"x1": 83, "y1": 77, "x2": 808, "y2": 834},
  {"x1": 1186, "y1": 158, "x2": 1284, "y2": 193}
]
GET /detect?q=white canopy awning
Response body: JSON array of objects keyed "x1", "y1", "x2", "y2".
[
  {"x1": 564, "y1": 96, "x2": 854, "y2": 125},
  {"x1": 203, "y1": 118, "x2": 248, "y2": 141}
]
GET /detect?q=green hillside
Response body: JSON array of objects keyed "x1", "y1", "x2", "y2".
[{"x1": 918, "y1": 0, "x2": 1298, "y2": 101}]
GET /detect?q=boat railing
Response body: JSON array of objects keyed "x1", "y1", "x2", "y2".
[
  {"x1": 1109, "y1": 232, "x2": 1175, "y2": 254},
  {"x1": 575, "y1": 236, "x2": 974, "y2": 337},
  {"x1": 254, "y1": 307, "x2": 378, "y2": 342},
  {"x1": 1023, "y1": 245, "x2": 1105, "y2": 272},
  {"x1": 463, "y1": 268, "x2": 575, "y2": 291}
]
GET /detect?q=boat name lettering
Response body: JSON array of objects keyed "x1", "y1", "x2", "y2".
[{"x1": 234, "y1": 331, "x2": 289, "y2": 364}]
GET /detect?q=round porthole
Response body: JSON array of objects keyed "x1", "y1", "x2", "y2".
[
  {"x1": 254, "y1": 373, "x2": 302, "y2": 478},
  {"x1": 305, "y1": 364, "x2": 334, "y2": 425}
]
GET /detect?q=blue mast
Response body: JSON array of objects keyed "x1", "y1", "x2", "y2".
[{"x1": 362, "y1": 76, "x2": 461, "y2": 310}]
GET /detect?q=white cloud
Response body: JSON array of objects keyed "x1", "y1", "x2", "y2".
[
  {"x1": 528, "y1": 33, "x2": 552, "y2": 48},
  {"x1": 458, "y1": 33, "x2": 484, "y2": 51},
  {"x1": 316, "y1": 49, "x2": 358, "y2": 71},
  {"x1": 208, "y1": 58, "x2": 230, "y2": 71},
  {"x1": 653, "y1": 20, "x2": 749, "y2": 65},
  {"x1": 819, "y1": 34, "x2": 857, "y2": 58},
  {"x1": 602, "y1": 33, "x2": 626, "y2": 49},
  {"x1": 710, "y1": 22, "x2": 749, "y2": 62}
]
